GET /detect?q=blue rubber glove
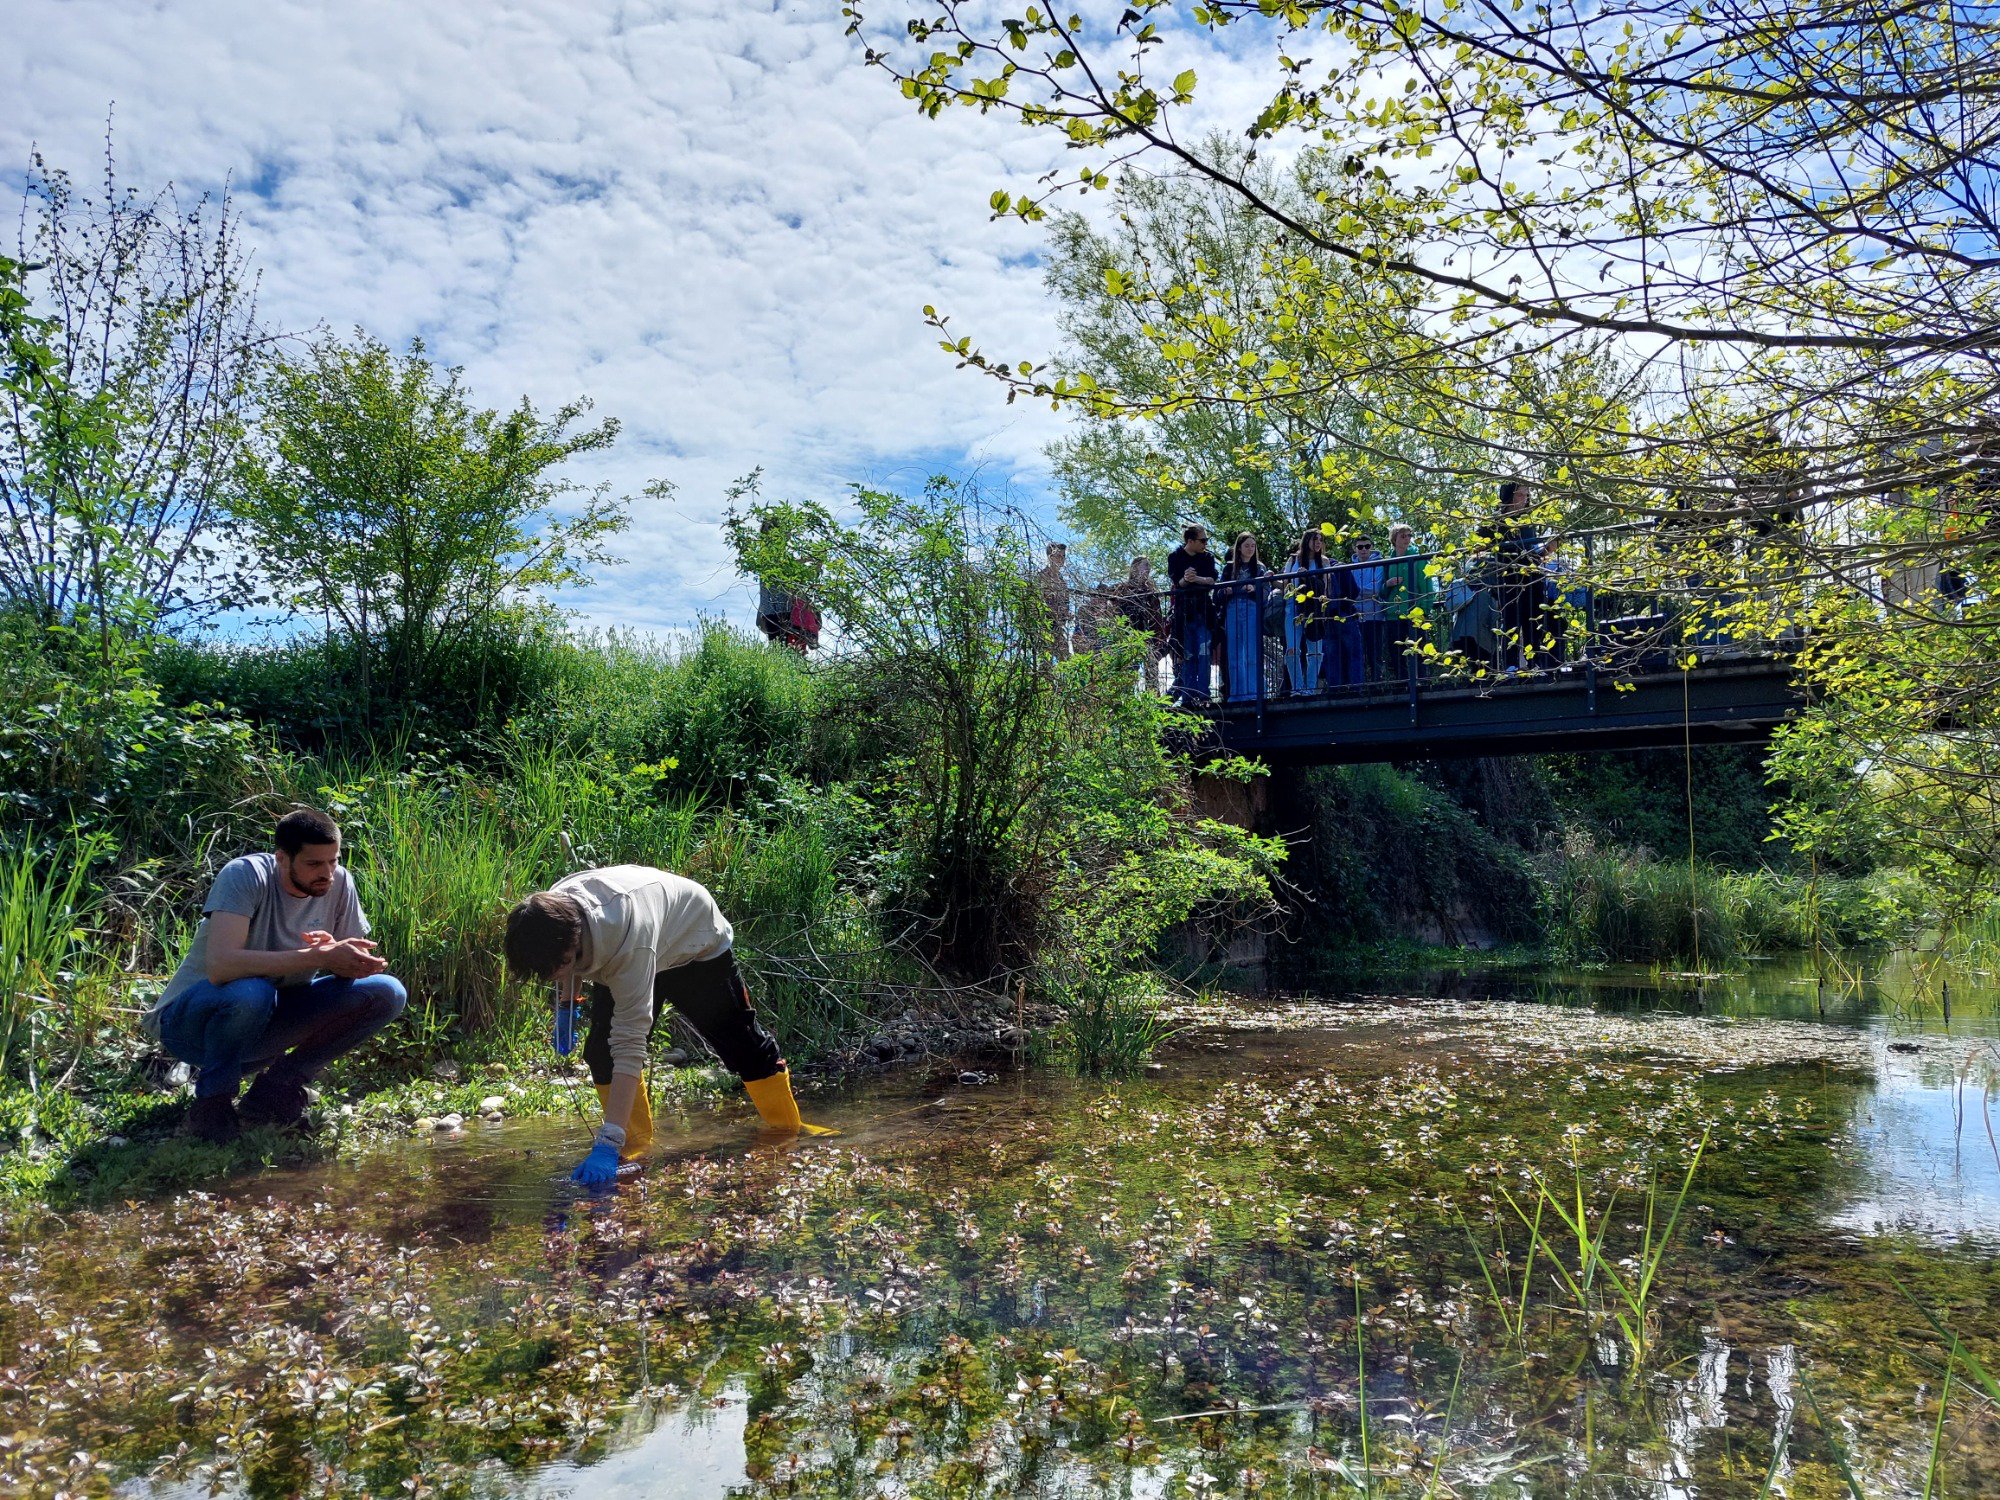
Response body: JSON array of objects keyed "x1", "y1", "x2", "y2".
[
  {"x1": 552, "y1": 997, "x2": 581, "y2": 1056},
  {"x1": 571, "y1": 1138, "x2": 621, "y2": 1188}
]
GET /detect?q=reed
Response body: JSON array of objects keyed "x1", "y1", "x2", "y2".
[
  {"x1": 0, "y1": 839, "x2": 100, "y2": 1078},
  {"x1": 1486, "y1": 1131, "x2": 1709, "y2": 1365}
]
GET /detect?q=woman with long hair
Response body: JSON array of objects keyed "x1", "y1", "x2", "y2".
[
  {"x1": 1218, "y1": 531, "x2": 1270, "y2": 703},
  {"x1": 1285, "y1": 526, "x2": 1332, "y2": 693}
]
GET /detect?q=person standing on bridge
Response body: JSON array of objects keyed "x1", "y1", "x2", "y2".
[
  {"x1": 1284, "y1": 526, "x2": 1333, "y2": 694},
  {"x1": 1486, "y1": 481, "x2": 1545, "y2": 672},
  {"x1": 1112, "y1": 555, "x2": 1169, "y2": 690},
  {"x1": 1036, "y1": 542, "x2": 1074, "y2": 661},
  {"x1": 1167, "y1": 524, "x2": 1219, "y2": 703},
  {"x1": 1382, "y1": 523, "x2": 1434, "y2": 682},
  {"x1": 1350, "y1": 535, "x2": 1388, "y2": 682},
  {"x1": 1320, "y1": 545, "x2": 1363, "y2": 690},
  {"x1": 1218, "y1": 532, "x2": 1271, "y2": 703}
]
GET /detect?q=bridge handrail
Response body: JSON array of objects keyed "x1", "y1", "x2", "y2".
[{"x1": 1055, "y1": 522, "x2": 1802, "y2": 730}]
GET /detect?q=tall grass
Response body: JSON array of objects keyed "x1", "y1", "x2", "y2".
[
  {"x1": 1540, "y1": 838, "x2": 1907, "y2": 965},
  {"x1": 0, "y1": 841, "x2": 100, "y2": 1077},
  {"x1": 327, "y1": 771, "x2": 562, "y2": 1041},
  {"x1": 1469, "y1": 1132, "x2": 1708, "y2": 1366},
  {"x1": 1038, "y1": 970, "x2": 1177, "y2": 1077}
]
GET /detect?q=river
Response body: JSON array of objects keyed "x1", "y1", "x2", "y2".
[{"x1": 4, "y1": 960, "x2": 1998, "y2": 1496}]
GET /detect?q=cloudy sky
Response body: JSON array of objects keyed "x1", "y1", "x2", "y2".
[{"x1": 5, "y1": 0, "x2": 1277, "y2": 632}]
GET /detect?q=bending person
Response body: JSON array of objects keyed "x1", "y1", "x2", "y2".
[
  {"x1": 148, "y1": 808, "x2": 407, "y2": 1143},
  {"x1": 503, "y1": 864, "x2": 828, "y2": 1188}
]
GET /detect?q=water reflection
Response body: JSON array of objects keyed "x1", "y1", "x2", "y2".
[{"x1": 1316, "y1": 956, "x2": 2000, "y2": 1246}]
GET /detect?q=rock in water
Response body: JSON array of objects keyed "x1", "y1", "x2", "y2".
[
  {"x1": 436, "y1": 1113, "x2": 463, "y2": 1130},
  {"x1": 478, "y1": 1095, "x2": 505, "y2": 1114}
]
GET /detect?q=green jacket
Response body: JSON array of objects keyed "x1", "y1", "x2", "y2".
[{"x1": 1381, "y1": 552, "x2": 1435, "y2": 621}]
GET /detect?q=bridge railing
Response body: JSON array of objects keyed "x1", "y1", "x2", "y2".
[{"x1": 1062, "y1": 526, "x2": 1798, "y2": 728}]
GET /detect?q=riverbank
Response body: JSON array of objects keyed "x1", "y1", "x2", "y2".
[{"x1": 1, "y1": 982, "x2": 1050, "y2": 1206}]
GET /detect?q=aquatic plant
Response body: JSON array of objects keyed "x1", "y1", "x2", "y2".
[
  {"x1": 3, "y1": 1003, "x2": 1995, "y2": 1496},
  {"x1": 1038, "y1": 969, "x2": 1178, "y2": 1077}
]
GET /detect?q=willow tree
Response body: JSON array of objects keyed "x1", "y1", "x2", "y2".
[
  {"x1": 846, "y1": 0, "x2": 2000, "y2": 895},
  {"x1": 1038, "y1": 140, "x2": 1604, "y2": 563}
]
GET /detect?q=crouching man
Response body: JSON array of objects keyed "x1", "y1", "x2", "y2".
[
  {"x1": 147, "y1": 809, "x2": 408, "y2": 1142},
  {"x1": 503, "y1": 864, "x2": 828, "y2": 1188}
]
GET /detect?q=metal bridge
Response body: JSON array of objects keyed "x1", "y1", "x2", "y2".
[
  {"x1": 1135, "y1": 525, "x2": 1809, "y2": 764},
  {"x1": 1210, "y1": 650, "x2": 1802, "y2": 764}
]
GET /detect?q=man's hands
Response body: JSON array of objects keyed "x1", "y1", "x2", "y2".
[
  {"x1": 301, "y1": 931, "x2": 387, "y2": 978},
  {"x1": 207, "y1": 914, "x2": 386, "y2": 986}
]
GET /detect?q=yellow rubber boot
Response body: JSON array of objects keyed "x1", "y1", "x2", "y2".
[
  {"x1": 742, "y1": 1067, "x2": 837, "y2": 1137},
  {"x1": 592, "y1": 1079, "x2": 655, "y2": 1163}
]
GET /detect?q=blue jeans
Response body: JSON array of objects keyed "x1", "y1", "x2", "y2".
[
  {"x1": 1284, "y1": 608, "x2": 1323, "y2": 694},
  {"x1": 157, "y1": 973, "x2": 408, "y2": 1100},
  {"x1": 1322, "y1": 619, "x2": 1363, "y2": 688},
  {"x1": 1173, "y1": 613, "x2": 1213, "y2": 702}
]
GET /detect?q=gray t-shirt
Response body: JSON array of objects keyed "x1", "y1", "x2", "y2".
[{"x1": 149, "y1": 853, "x2": 371, "y2": 1027}]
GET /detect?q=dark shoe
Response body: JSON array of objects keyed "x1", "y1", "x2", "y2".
[
  {"x1": 240, "y1": 1068, "x2": 312, "y2": 1130},
  {"x1": 185, "y1": 1094, "x2": 242, "y2": 1144}
]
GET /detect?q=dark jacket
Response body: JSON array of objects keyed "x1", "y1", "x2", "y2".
[
  {"x1": 1167, "y1": 546, "x2": 1219, "y2": 626},
  {"x1": 1325, "y1": 559, "x2": 1361, "y2": 620},
  {"x1": 1285, "y1": 556, "x2": 1334, "y2": 633}
]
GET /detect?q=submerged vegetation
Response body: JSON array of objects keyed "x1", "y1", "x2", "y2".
[{"x1": 5, "y1": 1000, "x2": 1998, "y2": 1496}]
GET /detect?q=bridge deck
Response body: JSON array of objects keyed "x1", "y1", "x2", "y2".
[{"x1": 1209, "y1": 654, "x2": 1801, "y2": 763}]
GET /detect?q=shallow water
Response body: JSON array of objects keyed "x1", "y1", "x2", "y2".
[{"x1": 7, "y1": 966, "x2": 2000, "y2": 1498}]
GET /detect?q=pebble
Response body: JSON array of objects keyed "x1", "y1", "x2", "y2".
[
  {"x1": 413, "y1": 1116, "x2": 438, "y2": 1133},
  {"x1": 478, "y1": 1095, "x2": 505, "y2": 1114}
]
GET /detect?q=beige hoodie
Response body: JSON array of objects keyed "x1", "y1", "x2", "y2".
[{"x1": 551, "y1": 866, "x2": 733, "y2": 1079}]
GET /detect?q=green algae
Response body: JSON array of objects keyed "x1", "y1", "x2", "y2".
[{"x1": 3, "y1": 999, "x2": 1999, "y2": 1497}]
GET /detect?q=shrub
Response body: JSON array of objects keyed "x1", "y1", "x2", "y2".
[
  {"x1": 512, "y1": 626, "x2": 823, "y2": 796},
  {"x1": 0, "y1": 622, "x2": 265, "y2": 865},
  {"x1": 1537, "y1": 833, "x2": 1915, "y2": 964}
]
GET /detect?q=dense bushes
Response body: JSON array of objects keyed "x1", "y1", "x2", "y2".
[
  {"x1": 0, "y1": 595, "x2": 1280, "y2": 1090},
  {"x1": 1270, "y1": 751, "x2": 1922, "y2": 969},
  {"x1": 1, "y1": 621, "x2": 265, "y2": 863}
]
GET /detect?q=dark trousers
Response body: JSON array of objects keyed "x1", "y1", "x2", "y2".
[
  {"x1": 582, "y1": 949, "x2": 784, "y2": 1086},
  {"x1": 1321, "y1": 619, "x2": 1363, "y2": 687},
  {"x1": 1385, "y1": 618, "x2": 1423, "y2": 681},
  {"x1": 1360, "y1": 619, "x2": 1388, "y2": 682},
  {"x1": 1172, "y1": 613, "x2": 1213, "y2": 701},
  {"x1": 1501, "y1": 577, "x2": 1544, "y2": 667}
]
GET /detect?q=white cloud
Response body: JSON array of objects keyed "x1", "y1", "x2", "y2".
[
  {"x1": 6, "y1": 1, "x2": 1294, "y2": 630},
  {"x1": 0, "y1": 3, "x2": 1004, "y2": 628}
]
